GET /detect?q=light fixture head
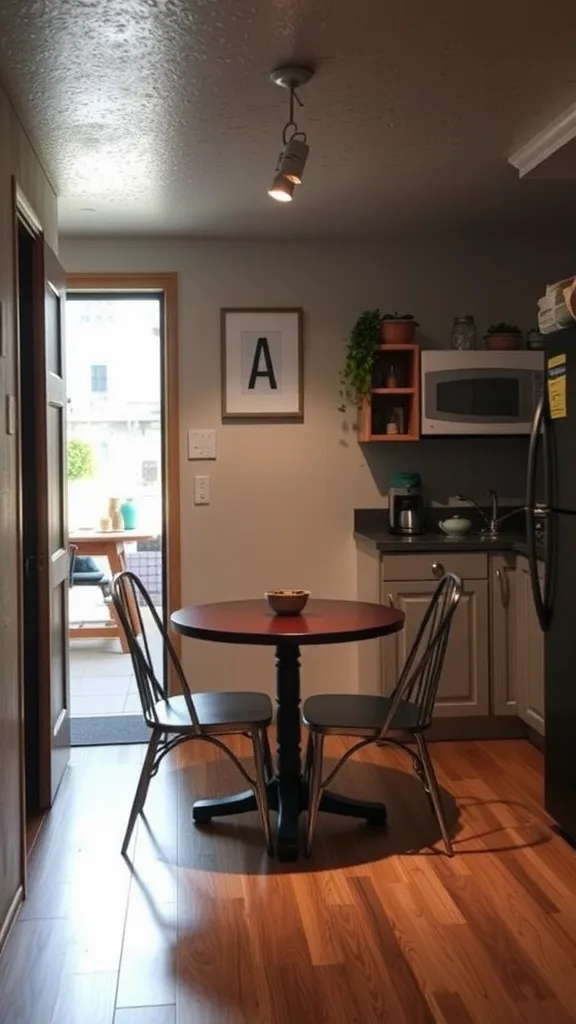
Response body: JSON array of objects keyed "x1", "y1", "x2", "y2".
[
  {"x1": 277, "y1": 137, "x2": 309, "y2": 184},
  {"x1": 509, "y1": 101, "x2": 576, "y2": 177},
  {"x1": 266, "y1": 64, "x2": 314, "y2": 203},
  {"x1": 268, "y1": 174, "x2": 294, "y2": 202}
]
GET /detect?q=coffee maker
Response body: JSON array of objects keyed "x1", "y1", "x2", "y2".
[{"x1": 388, "y1": 471, "x2": 425, "y2": 535}]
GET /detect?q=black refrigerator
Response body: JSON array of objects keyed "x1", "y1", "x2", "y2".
[{"x1": 526, "y1": 326, "x2": 576, "y2": 841}]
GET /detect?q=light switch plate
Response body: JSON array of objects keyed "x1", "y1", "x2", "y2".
[
  {"x1": 188, "y1": 429, "x2": 216, "y2": 460},
  {"x1": 194, "y1": 475, "x2": 210, "y2": 505}
]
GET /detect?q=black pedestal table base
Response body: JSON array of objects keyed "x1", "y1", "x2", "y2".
[{"x1": 191, "y1": 642, "x2": 387, "y2": 860}]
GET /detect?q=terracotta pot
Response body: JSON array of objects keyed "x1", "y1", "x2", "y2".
[
  {"x1": 485, "y1": 333, "x2": 521, "y2": 351},
  {"x1": 381, "y1": 320, "x2": 417, "y2": 345}
]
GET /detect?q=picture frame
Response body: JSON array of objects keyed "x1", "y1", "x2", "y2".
[{"x1": 221, "y1": 307, "x2": 303, "y2": 422}]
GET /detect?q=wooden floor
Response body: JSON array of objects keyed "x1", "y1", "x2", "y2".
[{"x1": 2, "y1": 737, "x2": 576, "y2": 1023}]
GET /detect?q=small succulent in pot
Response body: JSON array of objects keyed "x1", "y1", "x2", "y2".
[
  {"x1": 338, "y1": 308, "x2": 382, "y2": 411},
  {"x1": 485, "y1": 322, "x2": 523, "y2": 350},
  {"x1": 381, "y1": 312, "x2": 419, "y2": 345}
]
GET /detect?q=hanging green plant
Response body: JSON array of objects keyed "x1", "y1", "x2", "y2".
[{"x1": 338, "y1": 309, "x2": 382, "y2": 411}]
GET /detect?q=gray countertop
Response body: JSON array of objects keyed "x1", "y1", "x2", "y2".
[{"x1": 354, "y1": 509, "x2": 543, "y2": 559}]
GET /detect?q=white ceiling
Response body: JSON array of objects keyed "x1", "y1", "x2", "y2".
[{"x1": 1, "y1": 0, "x2": 576, "y2": 237}]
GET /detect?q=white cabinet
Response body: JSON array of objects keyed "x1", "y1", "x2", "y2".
[
  {"x1": 361, "y1": 546, "x2": 544, "y2": 736},
  {"x1": 381, "y1": 557, "x2": 490, "y2": 717},
  {"x1": 489, "y1": 553, "x2": 518, "y2": 715},
  {"x1": 516, "y1": 556, "x2": 545, "y2": 735}
]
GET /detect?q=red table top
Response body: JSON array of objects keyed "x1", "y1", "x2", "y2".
[{"x1": 171, "y1": 598, "x2": 405, "y2": 647}]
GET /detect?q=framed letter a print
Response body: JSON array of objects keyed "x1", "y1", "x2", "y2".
[{"x1": 221, "y1": 308, "x2": 303, "y2": 422}]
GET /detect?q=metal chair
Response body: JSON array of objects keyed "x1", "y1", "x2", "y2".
[
  {"x1": 111, "y1": 571, "x2": 274, "y2": 855},
  {"x1": 302, "y1": 573, "x2": 463, "y2": 857}
]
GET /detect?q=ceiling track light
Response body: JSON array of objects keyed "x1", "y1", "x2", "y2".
[
  {"x1": 509, "y1": 102, "x2": 576, "y2": 177},
  {"x1": 267, "y1": 65, "x2": 314, "y2": 203},
  {"x1": 268, "y1": 174, "x2": 295, "y2": 202}
]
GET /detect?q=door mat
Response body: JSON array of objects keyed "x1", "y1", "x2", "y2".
[{"x1": 70, "y1": 714, "x2": 149, "y2": 746}]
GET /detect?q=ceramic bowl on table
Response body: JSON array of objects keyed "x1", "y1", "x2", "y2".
[
  {"x1": 265, "y1": 590, "x2": 310, "y2": 615},
  {"x1": 438, "y1": 515, "x2": 473, "y2": 537}
]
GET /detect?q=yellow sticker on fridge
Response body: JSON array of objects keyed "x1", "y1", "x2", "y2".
[{"x1": 548, "y1": 354, "x2": 567, "y2": 419}]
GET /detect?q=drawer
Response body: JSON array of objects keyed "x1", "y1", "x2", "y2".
[{"x1": 381, "y1": 552, "x2": 488, "y2": 582}]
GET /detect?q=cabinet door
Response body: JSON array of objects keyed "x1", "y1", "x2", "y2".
[
  {"x1": 490, "y1": 553, "x2": 518, "y2": 715},
  {"x1": 516, "y1": 557, "x2": 545, "y2": 735},
  {"x1": 382, "y1": 579, "x2": 489, "y2": 717}
]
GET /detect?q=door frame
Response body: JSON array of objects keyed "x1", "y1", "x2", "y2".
[{"x1": 65, "y1": 273, "x2": 181, "y2": 668}]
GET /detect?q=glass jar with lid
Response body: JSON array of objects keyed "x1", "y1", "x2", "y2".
[{"x1": 450, "y1": 315, "x2": 477, "y2": 350}]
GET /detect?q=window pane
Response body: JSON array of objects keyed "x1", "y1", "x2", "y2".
[{"x1": 90, "y1": 364, "x2": 108, "y2": 393}]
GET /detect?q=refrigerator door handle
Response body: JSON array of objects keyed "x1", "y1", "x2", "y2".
[
  {"x1": 526, "y1": 395, "x2": 543, "y2": 519},
  {"x1": 526, "y1": 395, "x2": 549, "y2": 631},
  {"x1": 541, "y1": 405, "x2": 555, "y2": 617}
]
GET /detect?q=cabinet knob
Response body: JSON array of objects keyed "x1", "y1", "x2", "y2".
[{"x1": 431, "y1": 562, "x2": 444, "y2": 579}]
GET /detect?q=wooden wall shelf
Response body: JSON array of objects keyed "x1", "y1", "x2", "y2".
[
  {"x1": 357, "y1": 344, "x2": 420, "y2": 442},
  {"x1": 371, "y1": 387, "x2": 415, "y2": 395}
]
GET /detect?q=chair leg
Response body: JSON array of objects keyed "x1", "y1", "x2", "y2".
[
  {"x1": 262, "y1": 727, "x2": 274, "y2": 782},
  {"x1": 412, "y1": 752, "x2": 436, "y2": 815},
  {"x1": 122, "y1": 728, "x2": 161, "y2": 855},
  {"x1": 251, "y1": 729, "x2": 273, "y2": 855},
  {"x1": 303, "y1": 733, "x2": 313, "y2": 784},
  {"x1": 415, "y1": 733, "x2": 453, "y2": 857},
  {"x1": 305, "y1": 732, "x2": 324, "y2": 857}
]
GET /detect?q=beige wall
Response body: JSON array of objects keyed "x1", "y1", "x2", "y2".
[
  {"x1": 59, "y1": 235, "x2": 573, "y2": 700},
  {"x1": 0, "y1": 86, "x2": 57, "y2": 938}
]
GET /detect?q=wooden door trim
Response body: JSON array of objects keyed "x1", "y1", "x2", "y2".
[
  {"x1": 65, "y1": 273, "x2": 181, "y2": 669},
  {"x1": 15, "y1": 185, "x2": 42, "y2": 237}
]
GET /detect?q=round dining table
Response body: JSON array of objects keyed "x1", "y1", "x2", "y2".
[{"x1": 171, "y1": 598, "x2": 405, "y2": 861}]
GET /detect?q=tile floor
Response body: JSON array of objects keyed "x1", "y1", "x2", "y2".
[{"x1": 69, "y1": 588, "x2": 163, "y2": 717}]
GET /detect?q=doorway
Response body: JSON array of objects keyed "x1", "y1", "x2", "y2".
[{"x1": 65, "y1": 277, "x2": 180, "y2": 745}]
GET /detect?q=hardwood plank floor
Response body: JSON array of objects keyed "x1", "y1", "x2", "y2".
[{"x1": 1, "y1": 738, "x2": 576, "y2": 1023}]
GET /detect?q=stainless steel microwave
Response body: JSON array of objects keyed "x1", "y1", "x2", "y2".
[{"x1": 421, "y1": 350, "x2": 544, "y2": 435}]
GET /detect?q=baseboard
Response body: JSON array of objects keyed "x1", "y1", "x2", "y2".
[
  {"x1": 0, "y1": 885, "x2": 23, "y2": 955},
  {"x1": 526, "y1": 725, "x2": 545, "y2": 752},
  {"x1": 426, "y1": 715, "x2": 528, "y2": 741}
]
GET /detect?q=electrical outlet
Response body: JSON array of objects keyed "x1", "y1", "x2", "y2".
[
  {"x1": 188, "y1": 429, "x2": 216, "y2": 460},
  {"x1": 194, "y1": 475, "x2": 210, "y2": 505}
]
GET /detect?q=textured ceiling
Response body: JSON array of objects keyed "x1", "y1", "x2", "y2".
[{"x1": 1, "y1": 0, "x2": 576, "y2": 237}]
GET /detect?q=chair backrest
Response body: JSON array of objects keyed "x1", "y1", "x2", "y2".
[
  {"x1": 111, "y1": 570, "x2": 200, "y2": 731},
  {"x1": 379, "y1": 572, "x2": 463, "y2": 737}
]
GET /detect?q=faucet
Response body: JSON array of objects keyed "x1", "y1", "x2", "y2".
[{"x1": 455, "y1": 490, "x2": 525, "y2": 536}]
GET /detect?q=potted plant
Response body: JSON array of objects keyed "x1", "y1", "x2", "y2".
[
  {"x1": 485, "y1": 322, "x2": 523, "y2": 351},
  {"x1": 381, "y1": 312, "x2": 419, "y2": 345},
  {"x1": 338, "y1": 309, "x2": 382, "y2": 411}
]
